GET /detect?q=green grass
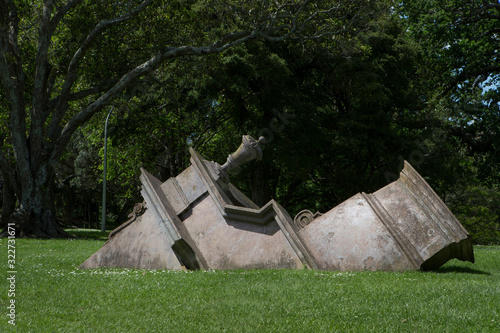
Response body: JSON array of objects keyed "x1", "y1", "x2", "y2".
[
  {"x1": 64, "y1": 228, "x2": 110, "y2": 241},
  {"x1": 1, "y1": 231, "x2": 499, "y2": 332}
]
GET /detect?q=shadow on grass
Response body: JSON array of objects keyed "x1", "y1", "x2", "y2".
[
  {"x1": 435, "y1": 265, "x2": 491, "y2": 275},
  {"x1": 65, "y1": 228, "x2": 110, "y2": 241}
]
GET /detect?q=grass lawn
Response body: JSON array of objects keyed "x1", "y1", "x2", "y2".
[{"x1": 1, "y1": 229, "x2": 499, "y2": 332}]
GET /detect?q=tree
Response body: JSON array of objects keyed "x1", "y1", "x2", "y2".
[
  {"x1": 398, "y1": 0, "x2": 500, "y2": 96},
  {"x1": 0, "y1": 0, "x2": 378, "y2": 237},
  {"x1": 203, "y1": 13, "x2": 425, "y2": 213},
  {"x1": 398, "y1": 0, "x2": 500, "y2": 244},
  {"x1": 398, "y1": 0, "x2": 499, "y2": 163}
]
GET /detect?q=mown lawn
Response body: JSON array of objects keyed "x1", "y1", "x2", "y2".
[{"x1": 1, "y1": 229, "x2": 499, "y2": 332}]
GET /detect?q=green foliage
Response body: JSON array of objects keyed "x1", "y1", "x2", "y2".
[
  {"x1": 450, "y1": 186, "x2": 500, "y2": 245},
  {"x1": 66, "y1": 228, "x2": 110, "y2": 240},
  {"x1": 397, "y1": 1, "x2": 500, "y2": 244},
  {"x1": 3, "y1": 0, "x2": 498, "y2": 243},
  {"x1": 398, "y1": 0, "x2": 500, "y2": 96},
  {"x1": 1, "y1": 237, "x2": 499, "y2": 332}
]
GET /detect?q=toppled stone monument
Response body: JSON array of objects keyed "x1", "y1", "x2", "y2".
[{"x1": 80, "y1": 135, "x2": 474, "y2": 271}]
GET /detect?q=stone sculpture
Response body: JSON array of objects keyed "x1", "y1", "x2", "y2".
[{"x1": 80, "y1": 135, "x2": 474, "y2": 271}]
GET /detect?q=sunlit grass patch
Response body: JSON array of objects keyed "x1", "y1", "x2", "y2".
[{"x1": 1, "y1": 237, "x2": 499, "y2": 332}]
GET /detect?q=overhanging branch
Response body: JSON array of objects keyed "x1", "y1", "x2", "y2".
[
  {"x1": 49, "y1": 0, "x2": 83, "y2": 33},
  {"x1": 440, "y1": 66, "x2": 500, "y2": 98},
  {"x1": 52, "y1": 0, "x2": 372, "y2": 161},
  {"x1": 49, "y1": 0, "x2": 154, "y2": 144},
  {"x1": 0, "y1": 0, "x2": 30, "y2": 183}
]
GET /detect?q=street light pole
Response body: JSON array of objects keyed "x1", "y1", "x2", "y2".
[{"x1": 101, "y1": 107, "x2": 114, "y2": 233}]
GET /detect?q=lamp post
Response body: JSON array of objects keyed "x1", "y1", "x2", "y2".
[{"x1": 101, "y1": 107, "x2": 114, "y2": 233}]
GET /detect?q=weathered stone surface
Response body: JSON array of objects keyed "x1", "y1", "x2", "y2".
[
  {"x1": 296, "y1": 161, "x2": 474, "y2": 271},
  {"x1": 180, "y1": 194, "x2": 303, "y2": 270},
  {"x1": 140, "y1": 167, "x2": 206, "y2": 269},
  {"x1": 80, "y1": 139, "x2": 474, "y2": 272},
  {"x1": 298, "y1": 193, "x2": 416, "y2": 271},
  {"x1": 79, "y1": 209, "x2": 185, "y2": 270},
  {"x1": 182, "y1": 147, "x2": 313, "y2": 270},
  {"x1": 373, "y1": 161, "x2": 474, "y2": 269},
  {"x1": 80, "y1": 145, "x2": 313, "y2": 270},
  {"x1": 161, "y1": 165, "x2": 206, "y2": 215}
]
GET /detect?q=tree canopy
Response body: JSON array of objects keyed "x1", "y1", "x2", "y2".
[{"x1": 1, "y1": 0, "x2": 499, "y2": 243}]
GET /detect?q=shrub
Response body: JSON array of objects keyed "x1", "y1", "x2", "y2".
[{"x1": 450, "y1": 186, "x2": 500, "y2": 245}]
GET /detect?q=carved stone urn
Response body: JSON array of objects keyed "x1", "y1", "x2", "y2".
[{"x1": 219, "y1": 135, "x2": 266, "y2": 174}]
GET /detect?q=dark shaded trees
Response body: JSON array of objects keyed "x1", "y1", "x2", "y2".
[
  {"x1": 399, "y1": 0, "x2": 500, "y2": 243},
  {"x1": 3, "y1": 0, "x2": 496, "y2": 244},
  {"x1": 0, "y1": 0, "x2": 380, "y2": 237}
]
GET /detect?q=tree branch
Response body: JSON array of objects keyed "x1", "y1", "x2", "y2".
[
  {"x1": 50, "y1": 28, "x2": 270, "y2": 160},
  {"x1": 49, "y1": 0, "x2": 154, "y2": 144},
  {"x1": 0, "y1": 0, "x2": 30, "y2": 182},
  {"x1": 49, "y1": 0, "x2": 83, "y2": 33},
  {"x1": 0, "y1": 147, "x2": 13, "y2": 175},
  {"x1": 440, "y1": 66, "x2": 500, "y2": 98},
  {"x1": 0, "y1": 0, "x2": 25, "y2": 111},
  {"x1": 31, "y1": 0, "x2": 83, "y2": 123},
  {"x1": 48, "y1": 77, "x2": 118, "y2": 111},
  {"x1": 31, "y1": 0, "x2": 56, "y2": 159},
  {"x1": 66, "y1": 0, "x2": 153, "y2": 78},
  {"x1": 51, "y1": 0, "x2": 371, "y2": 161}
]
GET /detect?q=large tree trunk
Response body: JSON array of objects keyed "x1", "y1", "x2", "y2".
[
  {"x1": 0, "y1": 0, "x2": 357, "y2": 238},
  {"x1": 17, "y1": 162, "x2": 70, "y2": 238},
  {"x1": 0, "y1": 172, "x2": 17, "y2": 230}
]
